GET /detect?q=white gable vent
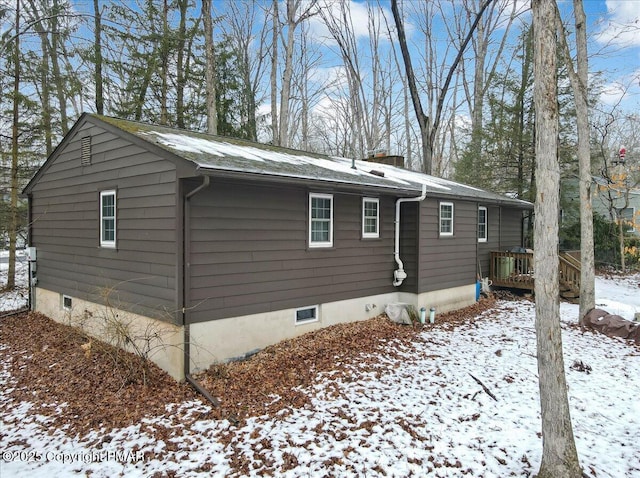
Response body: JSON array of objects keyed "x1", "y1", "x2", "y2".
[{"x1": 81, "y1": 136, "x2": 91, "y2": 166}]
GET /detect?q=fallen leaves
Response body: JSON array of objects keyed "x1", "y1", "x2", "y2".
[
  {"x1": 0, "y1": 298, "x2": 499, "y2": 443},
  {"x1": 0, "y1": 312, "x2": 196, "y2": 438}
]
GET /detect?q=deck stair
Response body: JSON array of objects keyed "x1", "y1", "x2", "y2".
[{"x1": 489, "y1": 251, "x2": 581, "y2": 302}]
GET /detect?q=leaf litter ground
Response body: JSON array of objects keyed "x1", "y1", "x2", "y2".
[{"x1": 1, "y1": 277, "x2": 639, "y2": 477}]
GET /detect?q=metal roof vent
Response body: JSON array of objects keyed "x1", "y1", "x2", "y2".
[{"x1": 81, "y1": 136, "x2": 91, "y2": 166}]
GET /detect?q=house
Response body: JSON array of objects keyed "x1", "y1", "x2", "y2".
[
  {"x1": 561, "y1": 174, "x2": 640, "y2": 239},
  {"x1": 23, "y1": 114, "x2": 533, "y2": 381},
  {"x1": 591, "y1": 175, "x2": 640, "y2": 234}
]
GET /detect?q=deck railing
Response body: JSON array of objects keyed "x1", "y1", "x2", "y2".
[
  {"x1": 489, "y1": 251, "x2": 534, "y2": 290},
  {"x1": 559, "y1": 252, "x2": 580, "y2": 296},
  {"x1": 488, "y1": 250, "x2": 581, "y2": 299}
]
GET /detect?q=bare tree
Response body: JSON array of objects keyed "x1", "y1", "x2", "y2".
[
  {"x1": 594, "y1": 113, "x2": 640, "y2": 270},
  {"x1": 556, "y1": 0, "x2": 595, "y2": 320},
  {"x1": 93, "y1": 0, "x2": 104, "y2": 115},
  {"x1": 277, "y1": 0, "x2": 317, "y2": 147},
  {"x1": 270, "y1": 0, "x2": 279, "y2": 144},
  {"x1": 319, "y1": 1, "x2": 394, "y2": 158},
  {"x1": 221, "y1": 0, "x2": 270, "y2": 141},
  {"x1": 159, "y1": 0, "x2": 169, "y2": 125},
  {"x1": 202, "y1": 0, "x2": 217, "y2": 134},
  {"x1": 391, "y1": 0, "x2": 494, "y2": 175},
  {"x1": 6, "y1": 0, "x2": 21, "y2": 291},
  {"x1": 458, "y1": 0, "x2": 524, "y2": 177},
  {"x1": 532, "y1": 0, "x2": 582, "y2": 476}
]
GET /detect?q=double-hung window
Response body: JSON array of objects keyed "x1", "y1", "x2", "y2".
[
  {"x1": 439, "y1": 202, "x2": 454, "y2": 236},
  {"x1": 100, "y1": 190, "x2": 117, "y2": 248},
  {"x1": 362, "y1": 198, "x2": 380, "y2": 238},
  {"x1": 478, "y1": 206, "x2": 488, "y2": 242},
  {"x1": 309, "y1": 193, "x2": 333, "y2": 247}
]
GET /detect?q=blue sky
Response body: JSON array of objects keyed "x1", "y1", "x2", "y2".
[{"x1": 569, "y1": 0, "x2": 640, "y2": 110}]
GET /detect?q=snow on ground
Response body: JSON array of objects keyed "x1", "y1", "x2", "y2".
[
  {"x1": 0, "y1": 250, "x2": 28, "y2": 313},
  {"x1": 1, "y1": 274, "x2": 639, "y2": 477}
]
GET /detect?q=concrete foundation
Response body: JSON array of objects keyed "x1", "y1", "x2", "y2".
[
  {"x1": 34, "y1": 288, "x2": 185, "y2": 381},
  {"x1": 34, "y1": 282, "x2": 476, "y2": 381}
]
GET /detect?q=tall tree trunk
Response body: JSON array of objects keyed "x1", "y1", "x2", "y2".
[
  {"x1": 202, "y1": 0, "x2": 217, "y2": 134},
  {"x1": 93, "y1": 0, "x2": 104, "y2": 115},
  {"x1": 270, "y1": 0, "x2": 279, "y2": 144},
  {"x1": 392, "y1": 0, "x2": 493, "y2": 176},
  {"x1": 391, "y1": 0, "x2": 431, "y2": 174},
  {"x1": 573, "y1": 0, "x2": 595, "y2": 318},
  {"x1": 38, "y1": 28, "x2": 53, "y2": 156},
  {"x1": 532, "y1": 1, "x2": 582, "y2": 477},
  {"x1": 278, "y1": 0, "x2": 296, "y2": 148},
  {"x1": 516, "y1": 26, "x2": 533, "y2": 199},
  {"x1": 159, "y1": 0, "x2": 169, "y2": 125},
  {"x1": 49, "y1": 0, "x2": 68, "y2": 135},
  {"x1": 24, "y1": 0, "x2": 53, "y2": 153},
  {"x1": 618, "y1": 217, "x2": 626, "y2": 270},
  {"x1": 7, "y1": 0, "x2": 21, "y2": 291},
  {"x1": 556, "y1": 1, "x2": 595, "y2": 317},
  {"x1": 175, "y1": 0, "x2": 188, "y2": 129}
]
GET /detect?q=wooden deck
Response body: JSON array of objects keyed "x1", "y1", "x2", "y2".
[{"x1": 488, "y1": 251, "x2": 581, "y2": 301}]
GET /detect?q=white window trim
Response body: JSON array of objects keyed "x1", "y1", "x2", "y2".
[
  {"x1": 478, "y1": 206, "x2": 488, "y2": 243},
  {"x1": 439, "y1": 201, "x2": 454, "y2": 236},
  {"x1": 61, "y1": 294, "x2": 73, "y2": 311},
  {"x1": 100, "y1": 189, "x2": 117, "y2": 248},
  {"x1": 295, "y1": 305, "x2": 319, "y2": 325},
  {"x1": 309, "y1": 193, "x2": 333, "y2": 248},
  {"x1": 362, "y1": 197, "x2": 380, "y2": 239}
]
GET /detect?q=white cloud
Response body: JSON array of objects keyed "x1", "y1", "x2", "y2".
[
  {"x1": 598, "y1": 68, "x2": 640, "y2": 107},
  {"x1": 595, "y1": 0, "x2": 640, "y2": 47},
  {"x1": 307, "y1": 0, "x2": 395, "y2": 46}
]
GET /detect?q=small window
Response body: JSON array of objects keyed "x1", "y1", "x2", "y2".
[
  {"x1": 100, "y1": 190, "x2": 117, "y2": 248},
  {"x1": 478, "y1": 206, "x2": 488, "y2": 242},
  {"x1": 309, "y1": 193, "x2": 333, "y2": 247},
  {"x1": 439, "y1": 202, "x2": 454, "y2": 236},
  {"x1": 295, "y1": 305, "x2": 319, "y2": 325},
  {"x1": 362, "y1": 198, "x2": 380, "y2": 238},
  {"x1": 62, "y1": 295, "x2": 72, "y2": 311}
]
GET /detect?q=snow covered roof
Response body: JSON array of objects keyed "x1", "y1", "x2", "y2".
[{"x1": 99, "y1": 115, "x2": 532, "y2": 208}]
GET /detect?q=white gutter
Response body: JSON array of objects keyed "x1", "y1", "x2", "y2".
[{"x1": 393, "y1": 184, "x2": 427, "y2": 287}]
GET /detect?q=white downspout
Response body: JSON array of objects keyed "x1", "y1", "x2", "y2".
[{"x1": 393, "y1": 184, "x2": 427, "y2": 287}]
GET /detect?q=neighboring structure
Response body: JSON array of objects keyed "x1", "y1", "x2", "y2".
[
  {"x1": 23, "y1": 114, "x2": 532, "y2": 380},
  {"x1": 561, "y1": 174, "x2": 640, "y2": 237},
  {"x1": 591, "y1": 175, "x2": 640, "y2": 235}
]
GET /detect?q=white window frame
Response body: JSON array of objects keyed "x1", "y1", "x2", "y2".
[
  {"x1": 100, "y1": 190, "x2": 117, "y2": 248},
  {"x1": 309, "y1": 193, "x2": 333, "y2": 248},
  {"x1": 362, "y1": 197, "x2": 380, "y2": 239},
  {"x1": 478, "y1": 206, "x2": 488, "y2": 243},
  {"x1": 61, "y1": 294, "x2": 73, "y2": 311},
  {"x1": 295, "y1": 305, "x2": 319, "y2": 325},
  {"x1": 439, "y1": 202, "x2": 454, "y2": 236}
]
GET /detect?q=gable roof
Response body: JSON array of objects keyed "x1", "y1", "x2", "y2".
[{"x1": 26, "y1": 114, "x2": 532, "y2": 208}]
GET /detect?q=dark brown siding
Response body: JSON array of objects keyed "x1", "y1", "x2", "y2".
[
  {"x1": 29, "y1": 121, "x2": 181, "y2": 322},
  {"x1": 477, "y1": 206, "x2": 527, "y2": 276},
  {"x1": 477, "y1": 205, "x2": 500, "y2": 278},
  {"x1": 186, "y1": 180, "x2": 397, "y2": 323},
  {"x1": 398, "y1": 202, "x2": 419, "y2": 293},
  {"x1": 417, "y1": 198, "x2": 477, "y2": 293},
  {"x1": 499, "y1": 207, "x2": 525, "y2": 250}
]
